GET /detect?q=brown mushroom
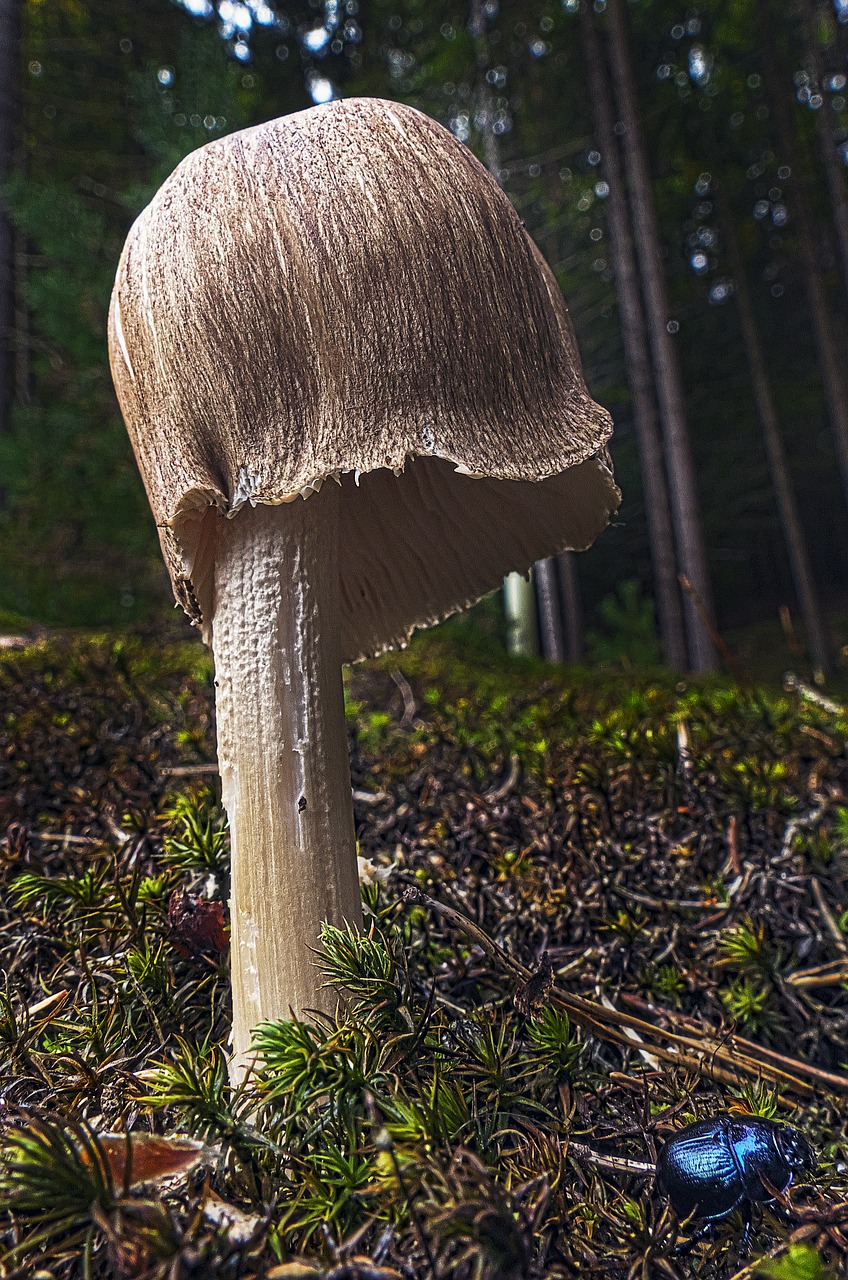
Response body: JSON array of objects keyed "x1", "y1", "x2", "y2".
[{"x1": 108, "y1": 97, "x2": 618, "y2": 1080}]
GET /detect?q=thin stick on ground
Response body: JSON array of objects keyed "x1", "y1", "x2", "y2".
[{"x1": 403, "y1": 887, "x2": 848, "y2": 1100}]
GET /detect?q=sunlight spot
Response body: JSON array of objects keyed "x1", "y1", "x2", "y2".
[
  {"x1": 709, "y1": 279, "x2": 732, "y2": 304},
  {"x1": 689, "y1": 45, "x2": 711, "y2": 85},
  {"x1": 304, "y1": 25, "x2": 331, "y2": 52},
  {"x1": 220, "y1": 1, "x2": 252, "y2": 28},
  {"x1": 309, "y1": 76, "x2": 335, "y2": 104}
]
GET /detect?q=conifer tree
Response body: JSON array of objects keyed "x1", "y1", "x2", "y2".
[{"x1": 605, "y1": 0, "x2": 717, "y2": 672}]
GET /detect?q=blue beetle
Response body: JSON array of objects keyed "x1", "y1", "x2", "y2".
[{"x1": 656, "y1": 1113, "x2": 816, "y2": 1249}]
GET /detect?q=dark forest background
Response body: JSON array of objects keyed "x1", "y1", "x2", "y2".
[{"x1": 2, "y1": 0, "x2": 848, "y2": 676}]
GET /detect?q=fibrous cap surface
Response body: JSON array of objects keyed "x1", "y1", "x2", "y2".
[{"x1": 109, "y1": 97, "x2": 618, "y2": 659}]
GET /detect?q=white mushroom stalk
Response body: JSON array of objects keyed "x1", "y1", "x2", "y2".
[{"x1": 212, "y1": 489, "x2": 359, "y2": 1077}]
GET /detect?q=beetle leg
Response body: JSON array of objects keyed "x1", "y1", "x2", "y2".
[
  {"x1": 737, "y1": 1203, "x2": 753, "y2": 1258},
  {"x1": 674, "y1": 1221, "x2": 715, "y2": 1256}
]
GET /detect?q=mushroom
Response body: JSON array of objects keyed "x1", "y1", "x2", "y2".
[{"x1": 108, "y1": 97, "x2": 619, "y2": 1080}]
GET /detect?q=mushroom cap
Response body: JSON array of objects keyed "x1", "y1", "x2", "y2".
[{"x1": 109, "y1": 97, "x2": 618, "y2": 660}]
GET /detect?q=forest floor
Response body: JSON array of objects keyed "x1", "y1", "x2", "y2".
[{"x1": 1, "y1": 629, "x2": 848, "y2": 1279}]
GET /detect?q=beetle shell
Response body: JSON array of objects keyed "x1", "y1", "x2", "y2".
[{"x1": 656, "y1": 1114, "x2": 816, "y2": 1224}]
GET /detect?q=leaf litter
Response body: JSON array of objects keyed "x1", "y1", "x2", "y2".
[{"x1": 0, "y1": 632, "x2": 847, "y2": 1277}]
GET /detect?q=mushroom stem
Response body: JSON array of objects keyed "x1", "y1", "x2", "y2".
[{"x1": 211, "y1": 486, "x2": 361, "y2": 1083}]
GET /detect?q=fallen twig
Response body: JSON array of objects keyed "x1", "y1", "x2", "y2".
[
  {"x1": 781, "y1": 796, "x2": 829, "y2": 858},
  {"x1": 29, "y1": 829, "x2": 102, "y2": 847},
  {"x1": 404, "y1": 887, "x2": 848, "y2": 1100},
  {"x1": 620, "y1": 992, "x2": 848, "y2": 1097},
  {"x1": 784, "y1": 672, "x2": 843, "y2": 716},
  {"x1": 611, "y1": 884, "x2": 733, "y2": 913},
  {"x1": 811, "y1": 876, "x2": 848, "y2": 955},
  {"x1": 786, "y1": 959, "x2": 848, "y2": 989},
  {"x1": 353, "y1": 790, "x2": 391, "y2": 806},
  {"x1": 567, "y1": 1140, "x2": 655, "y2": 1178},
  {"x1": 484, "y1": 752, "x2": 521, "y2": 803},
  {"x1": 160, "y1": 762, "x2": 218, "y2": 777},
  {"x1": 390, "y1": 668, "x2": 417, "y2": 729}
]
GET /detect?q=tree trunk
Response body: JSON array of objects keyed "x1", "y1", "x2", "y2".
[
  {"x1": 470, "y1": 0, "x2": 542, "y2": 657},
  {"x1": 504, "y1": 571, "x2": 538, "y2": 656},
  {"x1": 757, "y1": 0, "x2": 848, "y2": 508},
  {"x1": 468, "y1": 0, "x2": 502, "y2": 179},
  {"x1": 580, "y1": 0, "x2": 687, "y2": 670},
  {"x1": 0, "y1": 0, "x2": 19, "y2": 501},
  {"x1": 536, "y1": 557, "x2": 565, "y2": 662},
  {"x1": 557, "y1": 551, "x2": 584, "y2": 663},
  {"x1": 798, "y1": 0, "x2": 848, "y2": 301},
  {"x1": 605, "y1": 0, "x2": 717, "y2": 671},
  {"x1": 714, "y1": 178, "x2": 830, "y2": 679}
]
